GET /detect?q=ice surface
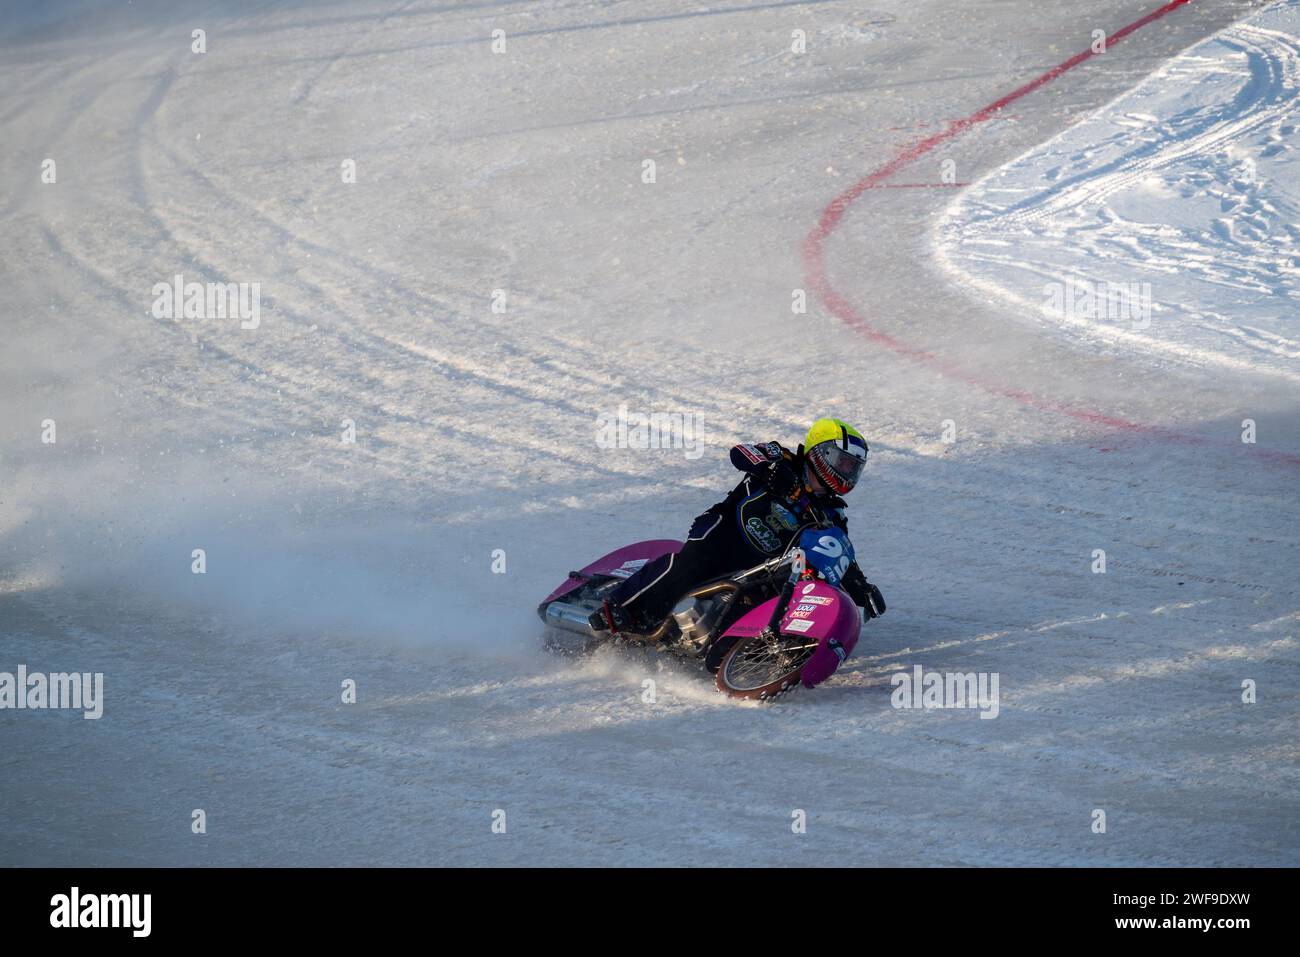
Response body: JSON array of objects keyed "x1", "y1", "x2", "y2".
[{"x1": 1, "y1": 0, "x2": 1296, "y2": 866}]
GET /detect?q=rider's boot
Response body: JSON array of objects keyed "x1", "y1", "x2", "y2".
[{"x1": 589, "y1": 600, "x2": 656, "y2": 636}]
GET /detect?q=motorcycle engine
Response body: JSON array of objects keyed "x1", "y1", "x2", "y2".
[{"x1": 671, "y1": 596, "x2": 717, "y2": 652}]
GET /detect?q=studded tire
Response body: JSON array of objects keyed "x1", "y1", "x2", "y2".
[{"x1": 714, "y1": 631, "x2": 817, "y2": 701}]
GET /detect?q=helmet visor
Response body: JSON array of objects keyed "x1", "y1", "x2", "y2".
[{"x1": 808, "y1": 441, "x2": 865, "y2": 494}]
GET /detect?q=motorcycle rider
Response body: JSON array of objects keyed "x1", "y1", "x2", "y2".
[{"x1": 592, "y1": 417, "x2": 886, "y2": 636}]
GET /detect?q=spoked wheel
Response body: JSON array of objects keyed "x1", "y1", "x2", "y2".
[{"x1": 715, "y1": 630, "x2": 819, "y2": 700}]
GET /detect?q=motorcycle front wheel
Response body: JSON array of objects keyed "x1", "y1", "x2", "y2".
[{"x1": 714, "y1": 631, "x2": 818, "y2": 700}]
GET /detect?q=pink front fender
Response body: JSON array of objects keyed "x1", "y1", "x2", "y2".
[{"x1": 720, "y1": 579, "x2": 861, "y2": 688}]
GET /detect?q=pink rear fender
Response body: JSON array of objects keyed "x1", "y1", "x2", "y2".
[
  {"x1": 720, "y1": 579, "x2": 861, "y2": 688},
  {"x1": 542, "y1": 539, "x2": 682, "y2": 604}
]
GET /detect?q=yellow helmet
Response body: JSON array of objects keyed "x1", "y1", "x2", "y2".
[{"x1": 803, "y1": 418, "x2": 868, "y2": 494}]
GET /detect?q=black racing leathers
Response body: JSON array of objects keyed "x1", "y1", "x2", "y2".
[{"x1": 609, "y1": 441, "x2": 880, "y2": 628}]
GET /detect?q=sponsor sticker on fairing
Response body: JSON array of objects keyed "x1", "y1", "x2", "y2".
[
  {"x1": 608, "y1": 558, "x2": 648, "y2": 579},
  {"x1": 801, "y1": 596, "x2": 833, "y2": 605},
  {"x1": 784, "y1": 618, "x2": 815, "y2": 633}
]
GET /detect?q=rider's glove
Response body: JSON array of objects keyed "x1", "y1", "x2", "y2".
[
  {"x1": 860, "y1": 582, "x2": 886, "y2": 620},
  {"x1": 842, "y1": 565, "x2": 886, "y2": 620},
  {"x1": 765, "y1": 460, "x2": 803, "y2": 502}
]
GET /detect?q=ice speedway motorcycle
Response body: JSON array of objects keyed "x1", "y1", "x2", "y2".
[{"x1": 537, "y1": 512, "x2": 867, "y2": 700}]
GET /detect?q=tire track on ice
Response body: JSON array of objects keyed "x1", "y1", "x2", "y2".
[
  {"x1": 803, "y1": 0, "x2": 1300, "y2": 466},
  {"x1": 139, "y1": 131, "x2": 844, "y2": 456}
]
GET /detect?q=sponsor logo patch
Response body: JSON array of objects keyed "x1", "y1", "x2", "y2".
[
  {"x1": 770, "y1": 502, "x2": 799, "y2": 531},
  {"x1": 784, "y1": 618, "x2": 815, "y2": 633},
  {"x1": 744, "y1": 516, "x2": 781, "y2": 553}
]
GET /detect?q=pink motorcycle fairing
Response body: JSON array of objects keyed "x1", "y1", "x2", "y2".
[
  {"x1": 720, "y1": 578, "x2": 861, "y2": 688},
  {"x1": 541, "y1": 539, "x2": 682, "y2": 604}
]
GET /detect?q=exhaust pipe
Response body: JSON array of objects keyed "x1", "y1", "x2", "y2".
[
  {"x1": 542, "y1": 580, "x2": 743, "y2": 644},
  {"x1": 543, "y1": 600, "x2": 601, "y2": 637}
]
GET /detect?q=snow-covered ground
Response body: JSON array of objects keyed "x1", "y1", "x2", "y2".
[
  {"x1": 1, "y1": 0, "x2": 1297, "y2": 867},
  {"x1": 939, "y1": 0, "x2": 1300, "y2": 382}
]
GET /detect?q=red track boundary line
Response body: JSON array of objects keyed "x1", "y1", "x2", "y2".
[
  {"x1": 801, "y1": 0, "x2": 1299, "y2": 466},
  {"x1": 863, "y1": 181, "x2": 971, "y2": 189}
]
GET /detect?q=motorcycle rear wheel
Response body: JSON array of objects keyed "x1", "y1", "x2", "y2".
[{"x1": 715, "y1": 631, "x2": 818, "y2": 700}]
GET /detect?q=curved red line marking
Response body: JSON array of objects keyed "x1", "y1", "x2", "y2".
[{"x1": 802, "y1": 0, "x2": 1300, "y2": 465}]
